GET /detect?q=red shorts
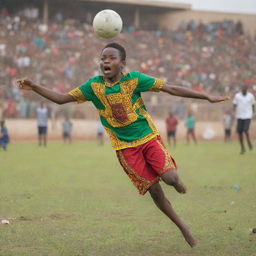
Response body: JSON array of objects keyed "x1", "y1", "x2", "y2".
[{"x1": 116, "y1": 136, "x2": 177, "y2": 195}]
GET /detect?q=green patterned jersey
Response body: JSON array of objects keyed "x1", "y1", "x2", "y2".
[{"x1": 69, "y1": 71, "x2": 164, "y2": 150}]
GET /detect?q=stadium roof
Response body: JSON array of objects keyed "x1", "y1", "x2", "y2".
[{"x1": 82, "y1": 0, "x2": 191, "y2": 10}]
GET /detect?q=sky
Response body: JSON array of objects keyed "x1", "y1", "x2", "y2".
[{"x1": 162, "y1": 0, "x2": 256, "y2": 14}]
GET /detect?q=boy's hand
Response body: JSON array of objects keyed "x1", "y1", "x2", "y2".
[
  {"x1": 16, "y1": 79, "x2": 35, "y2": 90},
  {"x1": 207, "y1": 95, "x2": 230, "y2": 103}
]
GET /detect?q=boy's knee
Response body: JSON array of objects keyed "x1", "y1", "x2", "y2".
[{"x1": 161, "y1": 170, "x2": 178, "y2": 186}]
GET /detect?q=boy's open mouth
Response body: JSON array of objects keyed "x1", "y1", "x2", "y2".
[{"x1": 103, "y1": 66, "x2": 112, "y2": 74}]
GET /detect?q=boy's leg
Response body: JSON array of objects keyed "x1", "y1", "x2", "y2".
[
  {"x1": 226, "y1": 130, "x2": 230, "y2": 142},
  {"x1": 0, "y1": 140, "x2": 7, "y2": 150},
  {"x1": 43, "y1": 134, "x2": 47, "y2": 146},
  {"x1": 144, "y1": 137, "x2": 185, "y2": 193},
  {"x1": 3, "y1": 142, "x2": 7, "y2": 151},
  {"x1": 244, "y1": 120, "x2": 253, "y2": 150},
  {"x1": 149, "y1": 182, "x2": 196, "y2": 247},
  {"x1": 245, "y1": 132, "x2": 253, "y2": 150},
  {"x1": 229, "y1": 129, "x2": 232, "y2": 141},
  {"x1": 43, "y1": 127, "x2": 47, "y2": 146},
  {"x1": 191, "y1": 130, "x2": 197, "y2": 144},
  {"x1": 186, "y1": 130, "x2": 189, "y2": 144},
  {"x1": 38, "y1": 134, "x2": 42, "y2": 146},
  {"x1": 38, "y1": 127, "x2": 41, "y2": 146},
  {"x1": 237, "y1": 119, "x2": 245, "y2": 154},
  {"x1": 167, "y1": 133, "x2": 170, "y2": 146},
  {"x1": 238, "y1": 133, "x2": 245, "y2": 154},
  {"x1": 161, "y1": 169, "x2": 186, "y2": 194}
]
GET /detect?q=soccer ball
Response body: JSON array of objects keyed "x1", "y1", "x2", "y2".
[{"x1": 93, "y1": 9, "x2": 123, "y2": 39}]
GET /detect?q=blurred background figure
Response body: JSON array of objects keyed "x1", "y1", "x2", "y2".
[
  {"x1": 97, "y1": 120, "x2": 104, "y2": 146},
  {"x1": 0, "y1": 102, "x2": 5, "y2": 120},
  {"x1": 5, "y1": 99, "x2": 17, "y2": 118},
  {"x1": 0, "y1": 120, "x2": 10, "y2": 151},
  {"x1": 165, "y1": 112, "x2": 178, "y2": 147},
  {"x1": 223, "y1": 109, "x2": 234, "y2": 142},
  {"x1": 36, "y1": 102, "x2": 48, "y2": 147},
  {"x1": 185, "y1": 111, "x2": 197, "y2": 145},
  {"x1": 175, "y1": 100, "x2": 185, "y2": 120},
  {"x1": 233, "y1": 85, "x2": 255, "y2": 154},
  {"x1": 49, "y1": 103, "x2": 59, "y2": 131},
  {"x1": 150, "y1": 95, "x2": 158, "y2": 116},
  {"x1": 62, "y1": 116, "x2": 72, "y2": 144}
]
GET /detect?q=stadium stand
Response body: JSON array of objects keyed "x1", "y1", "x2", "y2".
[{"x1": 0, "y1": 3, "x2": 256, "y2": 120}]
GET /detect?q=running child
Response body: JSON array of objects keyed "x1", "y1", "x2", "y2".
[
  {"x1": 185, "y1": 111, "x2": 197, "y2": 145},
  {"x1": 17, "y1": 42, "x2": 229, "y2": 248},
  {"x1": 62, "y1": 116, "x2": 73, "y2": 144},
  {"x1": 0, "y1": 120, "x2": 10, "y2": 151}
]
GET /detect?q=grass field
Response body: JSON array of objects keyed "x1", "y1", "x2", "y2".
[{"x1": 0, "y1": 141, "x2": 256, "y2": 256}]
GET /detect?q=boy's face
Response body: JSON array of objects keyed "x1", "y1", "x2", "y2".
[{"x1": 100, "y1": 47, "x2": 124, "y2": 79}]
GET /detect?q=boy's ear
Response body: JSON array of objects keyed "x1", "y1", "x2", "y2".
[{"x1": 121, "y1": 60, "x2": 126, "y2": 71}]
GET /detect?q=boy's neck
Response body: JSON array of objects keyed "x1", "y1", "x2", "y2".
[{"x1": 104, "y1": 73, "x2": 123, "y2": 84}]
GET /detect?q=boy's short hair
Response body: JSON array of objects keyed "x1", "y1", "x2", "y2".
[{"x1": 102, "y1": 42, "x2": 126, "y2": 61}]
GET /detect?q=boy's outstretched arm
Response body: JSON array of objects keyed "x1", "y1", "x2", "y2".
[
  {"x1": 16, "y1": 79, "x2": 75, "y2": 105},
  {"x1": 161, "y1": 83, "x2": 230, "y2": 103}
]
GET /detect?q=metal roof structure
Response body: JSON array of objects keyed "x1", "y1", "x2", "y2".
[{"x1": 82, "y1": 0, "x2": 191, "y2": 10}]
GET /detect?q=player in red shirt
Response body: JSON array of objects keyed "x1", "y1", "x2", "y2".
[{"x1": 166, "y1": 112, "x2": 178, "y2": 147}]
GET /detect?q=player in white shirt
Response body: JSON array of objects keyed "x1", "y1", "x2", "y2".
[
  {"x1": 36, "y1": 102, "x2": 48, "y2": 147},
  {"x1": 233, "y1": 85, "x2": 255, "y2": 154}
]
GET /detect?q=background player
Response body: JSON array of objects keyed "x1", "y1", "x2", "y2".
[
  {"x1": 36, "y1": 102, "x2": 49, "y2": 147},
  {"x1": 185, "y1": 111, "x2": 197, "y2": 145},
  {"x1": 233, "y1": 85, "x2": 255, "y2": 154},
  {"x1": 165, "y1": 112, "x2": 178, "y2": 147}
]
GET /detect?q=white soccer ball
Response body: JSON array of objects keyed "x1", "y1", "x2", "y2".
[
  {"x1": 202, "y1": 127, "x2": 216, "y2": 140},
  {"x1": 93, "y1": 9, "x2": 123, "y2": 39}
]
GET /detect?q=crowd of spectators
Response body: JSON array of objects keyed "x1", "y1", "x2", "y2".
[{"x1": 1, "y1": 7, "x2": 256, "y2": 119}]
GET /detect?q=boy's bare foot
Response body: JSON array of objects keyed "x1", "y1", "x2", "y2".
[{"x1": 180, "y1": 226, "x2": 197, "y2": 248}]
